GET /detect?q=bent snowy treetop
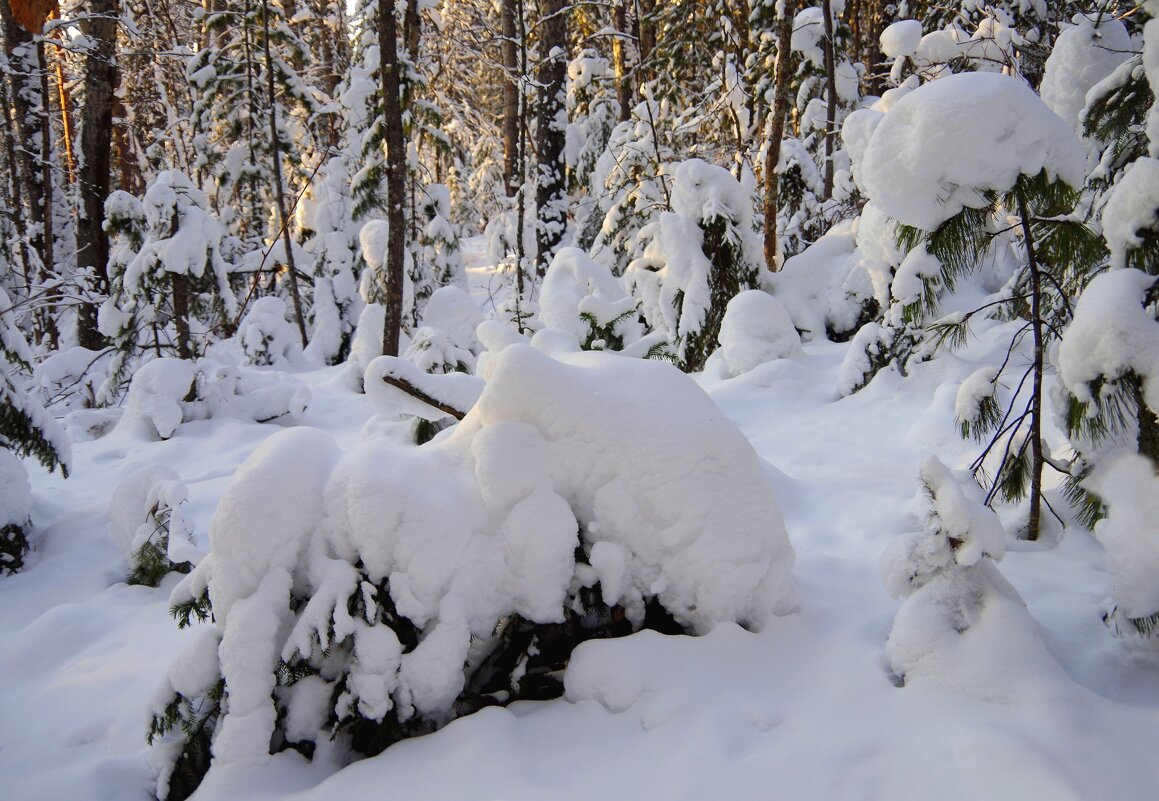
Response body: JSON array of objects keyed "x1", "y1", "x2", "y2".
[{"x1": 858, "y1": 72, "x2": 1086, "y2": 232}]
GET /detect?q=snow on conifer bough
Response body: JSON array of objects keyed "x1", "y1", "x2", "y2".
[{"x1": 150, "y1": 344, "x2": 796, "y2": 800}]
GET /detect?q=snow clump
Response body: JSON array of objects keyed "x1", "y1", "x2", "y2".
[
  {"x1": 714, "y1": 290, "x2": 801, "y2": 377},
  {"x1": 1040, "y1": 14, "x2": 1132, "y2": 133},
  {"x1": 1086, "y1": 453, "x2": 1159, "y2": 642},
  {"x1": 880, "y1": 19, "x2": 923, "y2": 59},
  {"x1": 1057, "y1": 269, "x2": 1159, "y2": 410},
  {"x1": 858, "y1": 72, "x2": 1087, "y2": 232},
  {"x1": 1101, "y1": 158, "x2": 1159, "y2": 269}
]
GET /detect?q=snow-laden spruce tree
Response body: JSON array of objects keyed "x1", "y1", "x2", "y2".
[
  {"x1": 149, "y1": 343, "x2": 796, "y2": 800},
  {"x1": 566, "y1": 50, "x2": 619, "y2": 248},
  {"x1": 0, "y1": 286, "x2": 70, "y2": 574},
  {"x1": 585, "y1": 99, "x2": 675, "y2": 274},
  {"x1": 100, "y1": 171, "x2": 237, "y2": 370},
  {"x1": 1054, "y1": 0, "x2": 1159, "y2": 637},
  {"x1": 625, "y1": 158, "x2": 762, "y2": 372},
  {"x1": 842, "y1": 71, "x2": 1098, "y2": 541}
]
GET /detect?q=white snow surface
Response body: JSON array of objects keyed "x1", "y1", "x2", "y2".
[
  {"x1": 4, "y1": 239, "x2": 1159, "y2": 801},
  {"x1": 858, "y1": 72, "x2": 1087, "y2": 231}
]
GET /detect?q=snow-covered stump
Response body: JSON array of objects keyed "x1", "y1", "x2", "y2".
[{"x1": 150, "y1": 345, "x2": 796, "y2": 799}]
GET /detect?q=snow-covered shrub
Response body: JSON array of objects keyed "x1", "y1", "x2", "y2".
[
  {"x1": 360, "y1": 219, "x2": 414, "y2": 324},
  {"x1": 848, "y1": 71, "x2": 1097, "y2": 540},
  {"x1": 770, "y1": 221, "x2": 880, "y2": 345},
  {"x1": 102, "y1": 171, "x2": 237, "y2": 368},
  {"x1": 881, "y1": 457, "x2": 1054, "y2": 700},
  {"x1": 1040, "y1": 13, "x2": 1132, "y2": 135},
  {"x1": 567, "y1": 50, "x2": 619, "y2": 244},
  {"x1": 114, "y1": 356, "x2": 311, "y2": 441},
  {"x1": 151, "y1": 345, "x2": 795, "y2": 798},
  {"x1": 1056, "y1": 267, "x2": 1159, "y2": 527},
  {"x1": 303, "y1": 155, "x2": 363, "y2": 366},
  {"x1": 418, "y1": 184, "x2": 465, "y2": 292},
  {"x1": 33, "y1": 346, "x2": 111, "y2": 412},
  {"x1": 711, "y1": 290, "x2": 801, "y2": 378},
  {"x1": 237, "y1": 296, "x2": 300, "y2": 367},
  {"x1": 109, "y1": 465, "x2": 197, "y2": 587},
  {"x1": 421, "y1": 286, "x2": 483, "y2": 359},
  {"x1": 113, "y1": 358, "x2": 196, "y2": 441},
  {"x1": 626, "y1": 159, "x2": 762, "y2": 372},
  {"x1": 196, "y1": 365, "x2": 311, "y2": 425},
  {"x1": 538, "y1": 247, "x2": 642, "y2": 352}
]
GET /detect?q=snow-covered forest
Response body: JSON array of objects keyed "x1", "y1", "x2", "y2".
[{"x1": 3, "y1": 0, "x2": 1159, "y2": 798}]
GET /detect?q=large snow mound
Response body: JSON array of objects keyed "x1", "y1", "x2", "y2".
[
  {"x1": 858, "y1": 72, "x2": 1086, "y2": 231},
  {"x1": 467, "y1": 344, "x2": 797, "y2": 632},
  {"x1": 160, "y1": 344, "x2": 796, "y2": 777}
]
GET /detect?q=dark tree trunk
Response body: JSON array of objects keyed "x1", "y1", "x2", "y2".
[
  {"x1": 821, "y1": 0, "x2": 837, "y2": 201},
  {"x1": 171, "y1": 272, "x2": 193, "y2": 360},
  {"x1": 37, "y1": 39, "x2": 58, "y2": 348},
  {"x1": 1017, "y1": 190, "x2": 1045, "y2": 542},
  {"x1": 2, "y1": 11, "x2": 48, "y2": 300},
  {"x1": 260, "y1": 0, "x2": 308, "y2": 348},
  {"x1": 76, "y1": 0, "x2": 120, "y2": 350},
  {"x1": 501, "y1": 0, "x2": 519, "y2": 196},
  {"x1": 613, "y1": 1, "x2": 631, "y2": 122},
  {"x1": 379, "y1": 0, "x2": 407, "y2": 357},
  {"x1": 763, "y1": 0, "x2": 797, "y2": 271},
  {"x1": 534, "y1": 0, "x2": 567, "y2": 277},
  {"x1": 0, "y1": 28, "x2": 31, "y2": 295},
  {"x1": 635, "y1": 0, "x2": 655, "y2": 84}
]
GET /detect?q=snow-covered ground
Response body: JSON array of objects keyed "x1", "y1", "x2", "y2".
[{"x1": 3, "y1": 239, "x2": 1158, "y2": 801}]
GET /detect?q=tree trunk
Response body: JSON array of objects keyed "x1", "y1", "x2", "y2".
[
  {"x1": 76, "y1": 0, "x2": 119, "y2": 350},
  {"x1": 501, "y1": 0, "x2": 519, "y2": 196},
  {"x1": 171, "y1": 271, "x2": 193, "y2": 360},
  {"x1": 534, "y1": 0, "x2": 567, "y2": 277},
  {"x1": 635, "y1": 0, "x2": 655, "y2": 84},
  {"x1": 2, "y1": 10, "x2": 50, "y2": 325},
  {"x1": 821, "y1": 0, "x2": 837, "y2": 201},
  {"x1": 1017, "y1": 190, "x2": 1044, "y2": 542},
  {"x1": 613, "y1": 1, "x2": 631, "y2": 121},
  {"x1": 261, "y1": 0, "x2": 308, "y2": 348},
  {"x1": 762, "y1": 0, "x2": 797, "y2": 271},
  {"x1": 37, "y1": 40, "x2": 58, "y2": 348},
  {"x1": 379, "y1": 0, "x2": 407, "y2": 357}
]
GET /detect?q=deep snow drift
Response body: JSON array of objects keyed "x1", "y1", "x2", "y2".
[{"x1": 2, "y1": 243, "x2": 1159, "y2": 801}]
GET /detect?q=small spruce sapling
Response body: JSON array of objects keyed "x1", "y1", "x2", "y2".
[
  {"x1": 881, "y1": 456, "x2": 1013, "y2": 686},
  {"x1": 109, "y1": 465, "x2": 197, "y2": 587}
]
